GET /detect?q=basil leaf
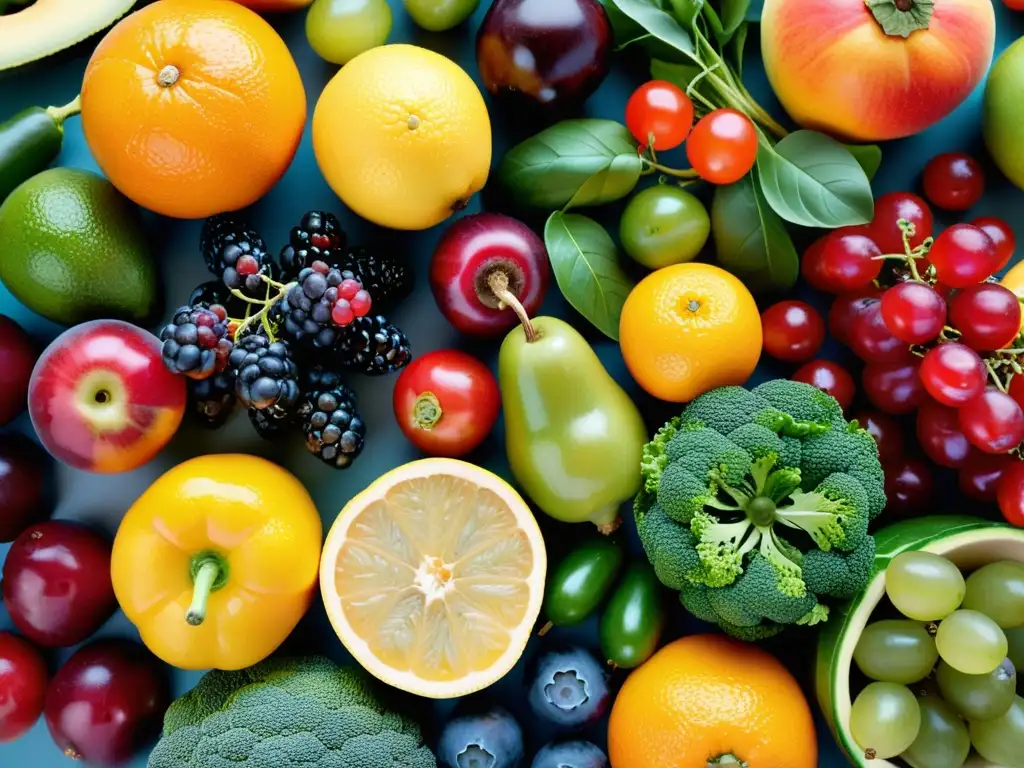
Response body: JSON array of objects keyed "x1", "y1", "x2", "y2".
[
  {"x1": 702, "y1": 2, "x2": 729, "y2": 44},
  {"x1": 608, "y1": 0, "x2": 695, "y2": 56},
  {"x1": 729, "y1": 22, "x2": 748, "y2": 77},
  {"x1": 650, "y1": 58, "x2": 706, "y2": 92},
  {"x1": 844, "y1": 143, "x2": 883, "y2": 181},
  {"x1": 718, "y1": 0, "x2": 749, "y2": 36},
  {"x1": 668, "y1": 0, "x2": 703, "y2": 29},
  {"x1": 711, "y1": 171, "x2": 798, "y2": 293},
  {"x1": 544, "y1": 211, "x2": 634, "y2": 340},
  {"x1": 498, "y1": 120, "x2": 643, "y2": 209},
  {"x1": 755, "y1": 130, "x2": 875, "y2": 228}
]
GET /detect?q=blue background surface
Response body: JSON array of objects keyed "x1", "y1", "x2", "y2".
[{"x1": 1, "y1": 1, "x2": 1023, "y2": 765}]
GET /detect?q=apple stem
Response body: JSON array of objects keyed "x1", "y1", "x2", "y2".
[
  {"x1": 487, "y1": 270, "x2": 538, "y2": 343},
  {"x1": 186, "y1": 560, "x2": 221, "y2": 627}
]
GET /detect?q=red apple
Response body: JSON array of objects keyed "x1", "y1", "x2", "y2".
[
  {"x1": 430, "y1": 213, "x2": 550, "y2": 337},
  {"x1": 0, "y1": 632, "x2": 48, "y2": 743},
  {"x1": 2, "y1": 521, "x2": 117, "y2": 648},
  {"x1": 0, "y1": 433, "x2": 51, "y2": 542},
  {"x1": 0, "y1": 315, "x2": 37, "y2": 425},
  {"x1": 28, "y1": 320, "x2": 186, "y2": 473},
  {"x1": 45, "y1": 639, "x2": 168, "y2": 766}
]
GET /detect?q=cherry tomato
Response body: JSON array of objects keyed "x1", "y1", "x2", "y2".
[
  {"x1": 393, "y1": 350, "x2": 500, "y2": 458},
  {"x1": 960, "y1": 452, "x2": 1012, "y2": 502},
  {"x1": 919, "y1": 342, "x2": 988, "y2": 407},
  {"x1": 916, "y1": 397, "x2": 975, "y2": 469},
  {"x1": 685, "y1": 108, "x2": 758, "y2": 185},
  {"x1": 760, "y1": 300, "x2": 825, "y2": 363},
  {"x1": 791, "y1": 359, "x2": 855, "y2": 411},
  {"x1": 880, "y1": 281, "x2": 946, "y2": 345},
  {"x1": 999, "y1": 461, "x2": 1024, "y2": 525},
  {"x1": 625, "y1": 80, "x2": 694, "y2": 151},
  {"x1": 922, "y1": 152, "x2": 985, "y2": 211},
  {"x1": 0, "y1": 632, "x2": 47, "y2": 742},
  {"x1": 870, "y1": 191, "x2": 933, "y2": 256},
  {"x1": 818, "y1": 227, "x2": 883, "y2": 293},
  {"x1": 927, "y1": 224, "x2": 1001, "y2": 288},
  {"x1": 853, "y1": 409, "x2": 904, "y2": 465},
  {"x1": 828, "y1": 290, "x2": 881, "y2": 346},
  {"x1": 800, "y1": 236, "x2": 831, "y2": 292},
  {"x1": 971, "y1": 216, "x2": 1016, "y2": 272},
  {"x1": 862, "y1": 358, "x2": 925, "y2": 415},
  {"x1": 959, "y1": 388, "x2": 1024, "y2": 455},
  {"x1": 884, "y1": 457, "x2": 934, "y2": 516},
  {"x1": 1005, "y1": 0, "x2": 1024, "y2": 10},
  {"x1": 948, "y1": 283, "x2": 1022, "y2": 352}
]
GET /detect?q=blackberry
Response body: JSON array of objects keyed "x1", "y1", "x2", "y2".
[
  {"x1": 248, "y1": 406, "x2": 303, "y2": 441},
  {"x1": 302, "y1": 386, "x2": 365, "y2": 469},
  {"x1": 187, "y1": 280, "x2": 248, "y2": 319},
  {"x1": 228, "y1": 333, "x2": 301, "y2": 411},
  {"x1": 187, "y1": 372, "x2": 236, "y2": 429},
  {"x1": 200, "y1": 214, "x2": 274, "y2": 293},
  {"x1": 304, "y1": 364, "x2": 344, "y2": 393},
  {"x1": 335, "y1": 314, "x2": 412, "y2": 376},
  {"x1": 279, "y1": 211, "x2": 348, "y2": 281},
  {"x1": 336, "y1": 245, "x2": 413, "y2": 312},
  {"x1": 275, "y1": 262, "x2": 372, "y2": 348},
  {"x1": 160, "y1": 304, "x2": 232, "y2": 380}
]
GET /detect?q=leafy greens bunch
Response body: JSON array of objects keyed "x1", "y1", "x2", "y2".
[{"x1": 498, "y1": 0, "x2": 881, "y2": 339}]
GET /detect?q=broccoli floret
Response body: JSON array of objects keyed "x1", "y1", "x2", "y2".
[
  {"x1": 800, "y1": 422, "x2": 881, "y2": 491},
  {"x1": 635, "y1": 502, "x2": 705, "y2": 591},
  {"x1": 709, "y1": 552, "x2": 820, "y2": 626},
  {"x1": 851, "y1": 467, "x2": 887, "y2": 520},
  {"x1": 804, "y1": 537, "x2": 878, "y2": 599},
  {"x1": 666, "y1": 427, "x2": 751, "y2": 490},
  {"x1": 727, "y1": 423, "x2": 786, "y2": 464},
  {"x1": 776, "y1": 472, "x2": 870, "y2": 552},
  {"x1": 690, "y1": 511, "x2": 756, "y2": 587},
  {"x1": 657, "y1": 462, "x2": 717, "y2": 523},
  {"x1": 680, "y1": 583, "x2": 787, "y2": 640},
  {"x1": 779, "y1": 435, "x2": 802, "y2": 468},
  {"x1": 753, "y1": 379, "x2": 847, "y2": 430},
  {"x1": 640, "y1": 416, "x2": 685, "y2": 494},
  {"x1": 679, "y1": 385, "x2": 771, "y2": 435}
]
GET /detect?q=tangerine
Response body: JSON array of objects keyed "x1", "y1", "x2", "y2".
[
  {"x1": 607, "y1": 634, "x2": 818, "y2": 768},
  {"x1": 619, "y1": 263, "x2": 762, "y2": 402},
  {"x1": 80, "y1": 0, "x2": 306, "y2": 219}
]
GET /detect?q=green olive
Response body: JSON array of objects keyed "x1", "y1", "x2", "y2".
[
  {"x1": 541, "y1": 538, "x2": 624, "y2": 633},
  {"x1": 599, "y1": 563, "x2": 665, "y2": 669},
  {"x1": 619, "y1": 184, "x2": 710, "y2": 269}
]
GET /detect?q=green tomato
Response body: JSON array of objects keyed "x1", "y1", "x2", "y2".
[
  {"x1": 306, "y1": 0, "x2": 392, "y2": 65},
  {"x1": 403, "y1": 0, "x2": 480, "y2": 31},
  {"x1": 619, "y1": 185, "x2": 710, "y2": 270}
]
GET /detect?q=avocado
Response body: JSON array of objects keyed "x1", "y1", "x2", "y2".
[
  {"x1": 0, "y1": 0, "x2": 136, "y2": 71},
  {"x1": 0, "y1": 167, "x2": 159, "y2": 325}
]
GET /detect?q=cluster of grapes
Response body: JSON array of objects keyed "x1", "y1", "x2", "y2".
[{"x1": 850, "y1": 551, "x2": 1024, "y2": 766}]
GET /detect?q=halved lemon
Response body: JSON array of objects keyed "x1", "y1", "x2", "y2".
[{"x1": 320, "y1": 458, "x2": 547, "y2": 699}]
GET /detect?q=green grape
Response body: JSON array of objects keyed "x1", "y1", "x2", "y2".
[
  {"x1": 936, "y1": 610, "x2": 1008, "y2": 675},
  {"x1": 901, "y1": 696, "x2": 971, "y2": 768},
  {"x1": 969, "y1": 695, "x2": 1024, "y2": 767},
  {"x1": 963, "y1": 560, "x2": 1024, "y2": 628},
  {"x1": 936, "y1": 658, "x2": 1016, "y2": 721},
  {"x1": 306, "y1": 0, "x2": 392, "y2": 65},
  {"x1": 1007, "y1": 626, "x2": 1024, "y2": 670},
  {"x1": 403, "y1": 0, "x2": 479, "y2": 32},
  {"x1": 886, "y1": 551, "x2": 966, "y2": 621},
  {"x1": 849, "y1": 682, "x2": 921, "y2": 759},
  {"x1": 854, "y1": 620, "x2": 939, "y2": 684}
]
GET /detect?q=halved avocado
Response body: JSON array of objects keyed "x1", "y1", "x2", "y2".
[
  {"x1": 0, "y1": 0, "x2": 136, "y2": 71},
  {"x1": 817, "y1": 515, "x2": 1024, "y2": 768}
]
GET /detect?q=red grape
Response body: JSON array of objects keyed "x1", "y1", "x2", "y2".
[
  {"x1": 829, "y1": 291, "x2": 881, "y2": 346},
  {"x1": 916, "y1": 397, "x2": 975, "y2": 468},
  {"x1": 818, "y1": 228, "x2": 883, "y2": 292},
  {"x1": 853, "y1": 409, "x2": 904, "y2": 465},
  {"x1": 999, "y1": 461, "x2": 1024, "y2": 524},
  {"x1": 801, "y1": 236, "x2": 830, "y2": 291},
  {"x1": 919, "y1": 342, "x2": 988, "y2": 406},
  {"x1": 850, "y1": 301, "x2": 910, "y2": 363},
  {"x1": 927, "y1": 224, "x2": 1001, "y2": 288},
  {"x1": 880, "y1": 281, "x2": 947, "y2": 344},
  {"x1": 922, "y1": 152, "x2": 985, "y2": 211},
  {"x1": 972, "y1": 216, "x2": 1016, "y2": 272},
  {"x1": 791, "y1": 359, "x2": 855, "y2": 411},
  {"x1": 870, "y1": 191, "x2": 934, "y2": 255},
  {"x1": 948, "y1": 283, "x2": 1022, "y2": 351},
  {"x1": 959, "y1": 388, "x2": 1024, "y2": 454},
  {"x1": 960, "y1": 452, "x2": 1012, "y2": 502},
  {"x1": 761, "y1": 300, "x2": 826, "y2": 363},
  {"x1": 1010, "y1": 373, "x2": 1024, "y2": 410},
  {"x1": 863, "y1": 358, "x2": 925, "y2": 415},
  {"x1": 884, "y1": 457, "x2": 935, "y2": 516}
]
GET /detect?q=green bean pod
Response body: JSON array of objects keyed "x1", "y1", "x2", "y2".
[
  {"x1": 540, "y1": 537, "x2": 623, "y2": 635},
  {"x1": 599, "y1": 562, "x2": 665, "y2": 669},
  {"x1": 0, "y1": 96, "x2": 79, "y2": 202}
]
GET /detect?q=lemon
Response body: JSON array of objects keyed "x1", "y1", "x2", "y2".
[
  {"x1": 319, "y1": 458, "x2": 546, "y2": 699},
  {"x1": 312, "y1": 44, "x2": 492, "y2": 230}
]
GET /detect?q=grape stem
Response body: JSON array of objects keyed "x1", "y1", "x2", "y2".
[{"x1": 228, "y1": 274, "x2": 295, "y2": 343}]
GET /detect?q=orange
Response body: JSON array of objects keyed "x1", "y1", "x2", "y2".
[
  {"x1": 608, "y1": 634, "x2": 818, "y2": 768},
  {"x1": 231, "y1": 0, "x2": 312, "y2": 10},
  {"x1": 619, "y1": 263, "x2": 761, "y2": 402},
  {"x1": 80, "y1": 0, "x2": 306, "y2": 219}
]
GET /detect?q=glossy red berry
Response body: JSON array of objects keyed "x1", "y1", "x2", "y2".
[
  {"x1": 236, "y1": 254, "x2": 259, "y2": 276},
  {"x1": 339, "y1": 279, "x2": 361, "y2": 301},
  {"x1": 971, "y1": 216, "x2": 1016, "y2": 272},
  {"x1": 919, "y1": 342, "x2": 988, "y2": 407},
  {"x1": 916, "y1": 397, "x2": 975, "y2": 469},
  {"x1": 311, "y1": 260, "x2": 330, "y2": 275},
  {"x1": 870, "y1": 192, "x2": 934, "y2": 256},
  {"x1": 853, "y1": 409, "x2": 904, "y2": 465},
  {"x1": 760, "y1": 300, "x2": 826, "y2": 363},
  {"x1": 922, "y1": 152, "x2": 985, "y2": 211},
  {"x1": 350, "y1": 290, "x2": 372, "y2": 317},
  {"x1": 927, "y1": 224, "x2": 1001, "y2": 288},
  {"x1": 625, "y1": 80, "x2": 694, "y2": 151},
  {"x1": 960, "y1": 452, "x2": 1012, "y2": 502},
  {"x1": 800, "y1": 237, "x2": 831, "y2": 292},
  {"x1": 818, "y1": 228, "x2": 883, "y2": 293},
  {"x1": 948, "y1": 283, "x2": 1022, "y2": 352},
  {"x1": 791, "y1": 359, "x2": 855, "y2": 411},
  {"x1": 862, "y1": 358, "x2": 925, "y2": 415},
  {"x1": 331, "y1": 299, "x2": 355, "y2": 326},
  {"x1": 880, "y1": 281, "x2": 947, "y2": 344},
  {"x1": 829, "y1": 291, "x2": 881, "y2": 346},
  {"x1": 685, "y1": 109, "x2": 758, "y2": 185},
  {"x1": 850, "y1": 301, "x2": 908, "y2": 363},
  {"x1": 959, "y1": 389, "x2": 1024, "y2": 454}
]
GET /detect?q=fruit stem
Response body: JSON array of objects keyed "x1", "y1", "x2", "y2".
[
  {"x1": 596, "y1": 518, "x2": 623, "y2": 535},
  {"x1": 642, "y1": 158, "x2": 701, "y2": 179},
  {"x1": 46, "y1": 95, "x2": 81, "y2": 126},
  {"x1": 412, "y1": 392, "x2": 442, "y2": 430},
  {"x1": 487, "y1": 270, "x2": 538, "y2": 343},
  {"x1": 185, "y1": 552, "x2": 229, "y2": 627},
  {"x1": 538, "y1": 621, "x2": 553, "y2": 637},
  {"x1": 708, "y1": 755, "x2": 748, "y2": 767}
]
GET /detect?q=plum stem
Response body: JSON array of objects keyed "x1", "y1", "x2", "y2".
[
  {"x1": 186, "y1": 560, "x2": 221, "y2": 626},
  {"x1": 487, "y1": 270, "x2": 538, "y2": 343}
]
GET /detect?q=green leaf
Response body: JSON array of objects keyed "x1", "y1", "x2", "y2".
[
  {"x1": 843, "y1": 143, "x2": 883, "y2": 181},
  {"x1": 729, "y1": 22, "x2": 748, "y2": 77},
  {"x1": 668, "y1": 0, "x2": 703, "y2": 28},
  {"x1": 711, "y1": 171, "x2": 799, "y2": 294},
  {"x1": 650, "y1": 58, "x2": 706, "y2": 92},
  {"x1": 718, "y1": 0, "x2": 749, "y2": 35},
  {"x1": 498, "y1": 120, "x2": 644, "y2": 209},
  {"x1": 544, "y1": 212, "x2": 634, "y2": 340},
  {"x1": 755, "y1": 130, "x2": 875, "y2": 229},
  {"x1": 608, "y1": 0, "x2": 695, "y2": 56},
  {"x1": 864, "y1": 0, "x2": 934, "y2": 38},
  {"x1": 745, "y1": 0, "x2": 763, "y2": 20}
]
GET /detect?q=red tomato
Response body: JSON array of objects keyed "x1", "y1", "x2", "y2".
[
  {"x1": 685, "y1": 109, "x2": 758, "y2": 185},
  {"x1": 998, "y1": 461, "x2": 1024, "y2": 525},
  {"x1": 393, "y1": 350, "x2": 500, "y2": 458},
  {"x1": 0, "y1": 632, "x2": 47, "y2": 742},
  {"x1": 625, "y1": 81, "x2": 694, "y2": 151},
  {"x1": 761, "y1": 300, "x2": 826, "y2": 363}
]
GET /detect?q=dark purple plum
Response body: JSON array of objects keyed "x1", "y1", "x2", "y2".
[
  {"x1": 438, "y1": 706, "x2": 524, "y2": 768},
  {"x1": 0, "y1": 433, "x2": 50, "y2": 542},
  {"x1": 476, "y1": 0, "x2": 612, "y2": 109},
  {"x1": 533, "y1": 740, "x2": 608, "y2": 768},
  {"x1": 527, "y1": 648, "x2": 609, "y2": 729}
]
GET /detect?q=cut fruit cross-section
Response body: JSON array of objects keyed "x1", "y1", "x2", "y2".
[{"x1": 320, "y1": 458, "x2": 547, "y2": 699}]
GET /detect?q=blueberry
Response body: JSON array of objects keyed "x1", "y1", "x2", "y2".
[
  {"x1": 527, "y1": 648, "x2": 609, "y2": 729},
  {"x1": 532, "y1": 741, "x2": 608, "y2": 768},
  {"x1": 438, "y1": 707, "x2": 524, "y2": 768}
]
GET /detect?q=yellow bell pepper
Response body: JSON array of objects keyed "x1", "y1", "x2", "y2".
[{"x1": 111, "y1": 454, "x2": 322, "y2": 670}]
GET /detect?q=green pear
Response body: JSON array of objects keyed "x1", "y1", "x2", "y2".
[{"x1": 984, "y1": 37, "x2": 1024, "y2": 191}]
